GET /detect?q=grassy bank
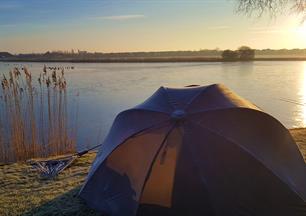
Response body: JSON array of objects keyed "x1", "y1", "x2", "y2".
[
  {"x1": 1, "y1": 128, "x2": 306, "y2": 216},
  {"x1": 0, "y1": 152, "x2": 99, "y2": 216}
]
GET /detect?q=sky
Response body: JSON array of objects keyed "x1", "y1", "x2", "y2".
[{"x1": 0, "y1": 0, "x2": 305, "y2": 53}]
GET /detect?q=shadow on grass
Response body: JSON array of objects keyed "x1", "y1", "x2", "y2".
[
  {"x1": 20, "y1": 185, "x2": 200, "y2": 216},
  {"x1": 21, "y1": 186, "x2": 102, "y2": 216}
]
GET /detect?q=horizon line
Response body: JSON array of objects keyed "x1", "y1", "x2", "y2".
[{"x1": 2, "y1": 47, "x2": 306, "y2": 55}]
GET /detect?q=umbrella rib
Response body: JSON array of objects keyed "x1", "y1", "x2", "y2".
[
  {"x1": 100, "y1": 118, "x2": 172, "y2": 152},
  {"x1": 129, "y1": 119, "x2": 172, "y2": 138},
  {"x1": 188, "y1": 106, "x2": 259, "y2": 116},
  {"x1": 81, "y1": 119, "x2": 172, "y2": 186},
  {"x1": 122, "y1": 108, "x2": 171, "y2": 117},
  {"x1": 161, "y1": 87, "x2": 177, "y2": 110},
  {"x1": 189, "y1": 120, "x2": 305, "y2": 201},
  {"x1": 138, "y1": 122, "x2": 177, "y2": 202},
  {"x1": 183, "y1": 86, "x2": 209, "y2": 110},
  {"x1": 131, "y1": 107, "x2": 171, "y2": 115}
]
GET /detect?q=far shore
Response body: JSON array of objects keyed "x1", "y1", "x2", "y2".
[{"x1": 1, "y1": 56, "x2": 306, "y2": 63}]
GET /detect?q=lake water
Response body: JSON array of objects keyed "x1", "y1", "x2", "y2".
[{"x1": 1, "y1": 61, "x2": 306, "y2": 149}]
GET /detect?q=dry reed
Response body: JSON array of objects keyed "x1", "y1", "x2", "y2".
[{"x1": 0, "y1": 66, "x2": 76, "y2": 163}]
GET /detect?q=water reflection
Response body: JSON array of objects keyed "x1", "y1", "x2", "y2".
[
  {"x1": 300, "y1": 62, "x2": 306, "y2": 126},
  {"x1": 1, "y1": 61, "x2": 306, "y2": 149}
]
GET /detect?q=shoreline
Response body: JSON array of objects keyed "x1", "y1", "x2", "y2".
[{"x1": 1, "y1": 57, "x2": 306, "y2": 63}]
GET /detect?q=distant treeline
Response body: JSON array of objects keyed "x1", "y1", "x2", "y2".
[
  {"x1": 255, "y1": 49, "x2": 306, "y2": 56},
  {"x1": 1, "y1": 48, "x2": 306, "y2": 62}
]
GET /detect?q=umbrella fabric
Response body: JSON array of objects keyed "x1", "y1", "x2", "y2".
[{"x1": 80, "y1": 84, "x2": 306, "y2": 216}]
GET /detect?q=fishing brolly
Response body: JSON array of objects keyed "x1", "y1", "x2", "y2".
[{"x1": 80, "y1": 84, "x2": 306, "y2": 216}]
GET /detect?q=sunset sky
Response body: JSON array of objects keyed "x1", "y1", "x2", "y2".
[{"x1": 0, "y1": 0, "x2": 306, "y2": 53}]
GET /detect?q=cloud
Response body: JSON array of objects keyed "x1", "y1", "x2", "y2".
[
  {"x1": 208, "y1": 26, "x2": 231, "y2": 30},
  {"x1": 91, "y1": 14, "x2": 145, "y2": 21}
]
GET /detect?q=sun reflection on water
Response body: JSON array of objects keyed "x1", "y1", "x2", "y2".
[{"x1": 300, "y1": 62, "x2": 306, "y2": 127}]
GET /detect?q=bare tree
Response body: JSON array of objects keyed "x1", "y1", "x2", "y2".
[{"x1": 236, "y1": 0, "x2": 306, "y2": 21}]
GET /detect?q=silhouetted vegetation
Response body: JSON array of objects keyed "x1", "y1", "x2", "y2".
[
  {"x1": 0, "y1": 52, "x2": 13, "y2": 58},
  {"x1": 0, "y1": 48, "x2": 305, "y2": 62},
  {"x1": 222, "y1": 50, "x2": 240, "y2": 61},
  {"x1": 222, "y1": 46, "x2": 255, "y2": 61},
  {"x1": 236, "y1": 0, "x2": 306, "y2": 21},
  {"x1": 238, "y1": 46, "x2": 255, "y2": 60}
]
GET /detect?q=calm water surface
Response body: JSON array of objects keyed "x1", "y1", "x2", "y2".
[{"x1": 1, "y1": 61, "x2": 306, "y2": 149}]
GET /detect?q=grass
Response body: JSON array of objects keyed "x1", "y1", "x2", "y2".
[
  {"x1": 0, "y1": 129, "x2": 306, "y2": 216},
  {"x1": 0, "y1": 152, "x2": 99, "y2": 216},
  {"x1": 288, "y1": 128, "x2": 306, "y2": 160}
]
